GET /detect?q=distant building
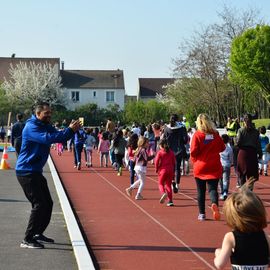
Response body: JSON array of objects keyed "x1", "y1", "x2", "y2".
[
  {"x1": 137, "y1": 78, "x2": 175, "y2": 101},
  {"x1": 61, "y1": 69, "x2": 125, "y2": 110}
]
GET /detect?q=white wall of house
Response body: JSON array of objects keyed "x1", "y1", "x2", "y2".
[{"x1": 65, "y1": 88, "x2": 125, "y2": 110}]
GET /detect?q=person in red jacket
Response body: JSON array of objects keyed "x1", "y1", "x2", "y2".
[
  {"x1": 155, "y1": 139, "x2": 176, "y2": 206},
  {"x1": 191, "y1": 113, "x2": 225, "y2": 221}
]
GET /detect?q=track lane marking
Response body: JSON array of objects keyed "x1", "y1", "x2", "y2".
[{"x1": 91, "y1": 167, "x2": 216, "y2": 270}]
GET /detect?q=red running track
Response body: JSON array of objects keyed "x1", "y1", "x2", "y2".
[{"x1": 50, "y1": 149, "x2": 270, "y2": 270}]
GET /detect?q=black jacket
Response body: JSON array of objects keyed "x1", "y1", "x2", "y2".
[{"x1": 163, "y1": 123, "x2": 188, "y2": 156}]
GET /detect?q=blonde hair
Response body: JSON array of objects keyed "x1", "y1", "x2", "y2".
[
  {"x1": 223, "y1": 185, "x2": 267, "y2": 233},
  {"x1": 196, "y1": 113, "x2": 216, "y2": 134},
  {"x1": 134, "y1": 136, "x2": 149, "y2": 155}
]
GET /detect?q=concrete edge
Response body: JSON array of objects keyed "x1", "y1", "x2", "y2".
[{"x1": 48, "y1": 156, "x2": 96, "y2": 270}]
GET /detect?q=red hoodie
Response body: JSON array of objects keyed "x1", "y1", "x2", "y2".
[
  {"x1": 155, "y1": 148, "x2": 176, "y2": 173},
  {"x1": 190, "y1": 130, "x2": 225, "y2": 180}
]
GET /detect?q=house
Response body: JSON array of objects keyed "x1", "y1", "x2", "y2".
[
  {"x1": 137, "y1": 78, "x2": 175, "y2": 101},
  {"x1": 61, "y1": 69, "x2": 125, "y2": 110},
  {"x1": 0, "y1": 57, "x2": 126, "y2": 110}
]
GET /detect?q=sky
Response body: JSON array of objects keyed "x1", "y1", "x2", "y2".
[{"x1": 1, "y1": 0, "x2": 270, "y2": 95}]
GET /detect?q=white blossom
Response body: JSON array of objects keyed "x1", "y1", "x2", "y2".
[{"x1": 2, "y1": 62, "x2": 67, "y2": 106}]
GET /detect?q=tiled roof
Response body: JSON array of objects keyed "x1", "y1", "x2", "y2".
[
  {"x1": 138, "y1": 78, "x2": 175, "y2": 97},
  {"x1": 0, "y1": 57, "x2": 60, "y2": 81},
  {"x1": 60, "y1": 70, "x2": 125, "y2": 89}
]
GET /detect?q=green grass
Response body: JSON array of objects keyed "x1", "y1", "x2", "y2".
[{"x1": 253, "y1": 119, "x2": 270, "y2": 128}]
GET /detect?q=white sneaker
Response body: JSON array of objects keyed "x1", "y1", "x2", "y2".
[
  {"x1": 159, "y1": 193, "x2": 168, "y2": 204},
  {"x1": 125, "y1": 187, "x2": 132, "y2": 197},
  {"x1": 198, "y1": 214, "x2": 206, "y2": 221},
  {"x1": 135, "y1": 193, "x2": 143, "y2": 200}
]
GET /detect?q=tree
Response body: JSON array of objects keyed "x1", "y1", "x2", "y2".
[
  {"x1": 2, "y1": 62, "x2": 67, "y2": 107},
  {"x1": 123, "y1": 100, "x2": 169, "y2": 125},
  {"x1": 229, "y1": 25, "x2": 270, "y2": 105},
  {"x1": 172, "y1": 25, "x2": 229, "y2": 123},
  {"x1": 170, "y1": 4, "x2": 265, "y2": 122}
]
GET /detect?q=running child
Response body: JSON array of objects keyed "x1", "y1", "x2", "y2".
[
  {"x1": 258, "y1": 126, "x2": 270, "y2": 176},
  {"x1": 127, "y1": 133, "x2": 139, "y2": 185},
  {"x1": 84, "y1": 128, "x2": 96, "y2": 167},
  {"x1": 155, "y1": 139, "x2": 176, "y2": 206},
  {"x1": 98, "y1": 132, "x2": 110, "y2": 167},
  {"x1": 125, "y1": 137, "x2": 155, "y2": 200},
  {"x1": 214, "y1": 180, "x2": 270, "y2": 269},
  {"x1": 219, "y1": 134, "x2": 233, "y2": 201},
  {"x1": 112, "y1": 130, "x2": 127, "y2": 176}
]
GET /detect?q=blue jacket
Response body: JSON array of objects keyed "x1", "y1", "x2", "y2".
[
  {"x1": 16, "y1": 115, "x2": 74, "y2": 175},
  {"x1": 259, "y1": 134, "x2": 270, "y2": 153},
  {"x1": 74, "y1": 129, "x2": 87, "y2": 145}
]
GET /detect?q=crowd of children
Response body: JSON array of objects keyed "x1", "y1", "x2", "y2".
[
  {"x1": 50, "y1": 115, "x2": 270, "y2": 269},
  {"x1": 52, "y1": 116, "x2": 270, "y2": 209}
]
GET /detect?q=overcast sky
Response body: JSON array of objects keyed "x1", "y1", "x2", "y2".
[{"x1": 1, "y1": 0, "x2": 270, "y2": 95}]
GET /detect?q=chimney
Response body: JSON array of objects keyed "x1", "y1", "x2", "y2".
[
  {"x1": 112, "y1": 73, "x2": 120, "y2": 88},
  {"x1": 61, "y1": 61, "x2": 64, "y2": 70}
]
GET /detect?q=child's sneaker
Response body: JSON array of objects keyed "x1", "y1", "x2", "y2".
[
  {"x1": 167, "y1": 201, "x2": 174, "y2": 207},
  {"x1": 211, "y1": 203, "x2": 220, "y2": 221},
  {"x1": 198, "y1": 214, "x2": 206, "y2": 221},
  {"x1": 159, "y1": 193, "x2": 168, "y2": 204},
  {"x1": 135, "y1": 193, "x2": 143, "y2": 200},
  {"x1": 172, "y1": 182, "x2": 178, "y2": 193},
  {"x1": 125, "y1": 187, "x2": 132, "y2": 197},
  {"x1": 117, "y1": 167, "x2": 122, "y2": 176}
]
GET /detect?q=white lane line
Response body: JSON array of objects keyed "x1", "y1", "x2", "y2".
[
  {"x1": 256, "y1": 181, "x2": 270, "y2": 188},
  {"x1": 91, "y1": 167, "x2": 216, "y2": 270},
  {"x1": 48, "y1": 156, "x2": 96, "y2": 270}
]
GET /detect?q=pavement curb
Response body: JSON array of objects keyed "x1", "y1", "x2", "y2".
[{"x1": 48, "y1": 156, "x2": 95, "y2": 270}]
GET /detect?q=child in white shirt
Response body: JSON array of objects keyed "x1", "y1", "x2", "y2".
[{"x1": 219, "y1": 134, "x2": 233, "y2": 200}]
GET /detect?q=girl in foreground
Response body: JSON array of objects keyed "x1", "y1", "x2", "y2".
[{"x1": 214, "y1": 180, "x2": 270, "y2": 269}]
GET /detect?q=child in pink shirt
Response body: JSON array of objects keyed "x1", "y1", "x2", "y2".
[{"x1": 98, "y1": 132, "x2": 110, "y2": 167}]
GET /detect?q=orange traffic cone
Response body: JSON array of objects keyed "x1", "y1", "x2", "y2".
[{"x1": 0, "y1": 145, "x2": 11, "y2": 170}]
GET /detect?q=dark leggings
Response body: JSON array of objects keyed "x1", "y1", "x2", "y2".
[
  {"x1": 115, "y1": 153, "x2": 124, "y2": 172},
  {"x1": 195, "y1": 178, "x2": 219, "y2": 215},
  {"x1": 129, "y1": 160, "x2": 136, "y2": 185}
]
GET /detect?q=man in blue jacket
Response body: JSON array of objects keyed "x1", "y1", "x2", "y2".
[{"x1": 16, "y1": 102, "x2": 81, "y2": 249}]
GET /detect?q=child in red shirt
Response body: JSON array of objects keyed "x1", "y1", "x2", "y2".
[{"x1": 155, "y1": 139, "x2": 176, "y2": 206}]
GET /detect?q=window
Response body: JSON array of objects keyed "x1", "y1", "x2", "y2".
[
  {"x1": 106, "y1": 91, "x2": 114, "y2": 102},
  {"x1": 71, "y1": 91, "x2": 80, "y2": 102},
  {"x1": 93, "y1": 91, "x2": 96, "y2": 98}
]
